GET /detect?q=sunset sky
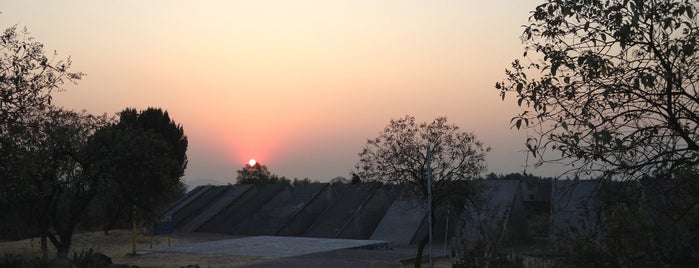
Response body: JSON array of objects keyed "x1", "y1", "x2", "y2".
[{"x1": 4, "y1": 0, "x2": 560, "y2": 187}]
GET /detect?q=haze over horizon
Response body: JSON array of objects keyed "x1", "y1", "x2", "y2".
[{"x1": 4, "y1": 0, "x2": 564, "y2": 187}]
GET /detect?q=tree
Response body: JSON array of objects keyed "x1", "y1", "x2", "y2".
[
  {"x1": 89, "y1": 108, "x2": 188, "y2": 237},
  {"x1": 0, "y1": 24, "x2": 95, "y2": 258},
  {"x1": 235, "y1": 162, "x2": 291, "y2": 186},
  {"x1": 1, "y1": 108, "x2": 108, "y2": 257},
  {"x1": 496, "y1": 0, "x2": 699, "y2": 178},
  {"x1": 0, "y1": 25, "x2": 83, "y2": 128},
  {"x1": 355, "y1": 115, "x2": 490, "y2": 267}
]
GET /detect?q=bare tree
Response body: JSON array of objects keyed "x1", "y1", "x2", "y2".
[{"x1": 355, "y1": 115, "x2": 489, "y2": 267}]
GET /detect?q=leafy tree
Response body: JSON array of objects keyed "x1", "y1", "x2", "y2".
[
  {"x1": 355, "y1": 115, "x2": 490, "y2": 267},
  {"x1": 235, "y1": 162, "x2": 292, "y2": 186},
  {"x1": 329, "y1": 176, "x2": 349, "y2": 184},
  {"x1": 0, "y1": 25, "x2": 83, "y2": 128},
  {"x1": 89, "y1": 108, "x2": 188, "y2": 235},
  {"x1": 0, "y1": 24, "x2": 99, "y2": 258},
  {"x1": 1, "y1": 108, "x2": 108, "y2": 257},
  {"x1": 496, "y1": 0, "x2": 699, "y2": 178}
]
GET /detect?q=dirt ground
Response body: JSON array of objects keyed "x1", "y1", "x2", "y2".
[{"x1": 0, "y1": 230, "x2": 454, "y2": 267}]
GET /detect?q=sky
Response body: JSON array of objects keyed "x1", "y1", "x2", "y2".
[{"x1": 3, "y1": 0, "x2": 561, "y2": 187}]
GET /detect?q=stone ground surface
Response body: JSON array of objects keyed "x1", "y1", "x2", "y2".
[{"x1": 140, "y1": 236, "x2": 391, "y2": 258}]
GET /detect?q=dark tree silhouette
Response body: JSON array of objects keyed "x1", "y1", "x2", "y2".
[
  {"x1": 497, "y1": 0, "x2": 699, "y2": 178},
  {"x1": 355, "y1": 115, "x2": 489, "y2": 268},
  {"x1": 0, "y1": 24, "x2": 99, "y2": 258},
  {"x1": 89, "y1": 108, "x2": 188, "y2": 237},
  {"x1": 235, "y1": 162, "x2": 291, "y2": 185}
]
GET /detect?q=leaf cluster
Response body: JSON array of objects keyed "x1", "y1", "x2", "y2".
[{"x1": 497, "y1": 0, "x2": 699, "y2": 178}]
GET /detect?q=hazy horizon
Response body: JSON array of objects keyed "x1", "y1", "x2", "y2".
[{"x1": 4, "y1": 0, "x2": 566, "y2": 186}]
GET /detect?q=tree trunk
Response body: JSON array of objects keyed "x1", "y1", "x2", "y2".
[
  {"x1": 414, "y1": 207, "x2": 437, "y2": 268},
  {"x1": 414, "y1": 236, "x2": 429, "y2": 268},
  {"x1": 104, "y1": 202, "x2": 123, "y2": 235},
  {"x1": 40, "y1": 234, "x2": 48, "y2": 259}
]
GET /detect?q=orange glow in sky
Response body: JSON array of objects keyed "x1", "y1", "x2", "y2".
[{"x1": 3, "y1": 0, "x2": 562, "y2": 187}]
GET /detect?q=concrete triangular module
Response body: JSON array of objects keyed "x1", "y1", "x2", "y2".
[
  {"x1": 180, "y1": 185, "x2": 254, "y2": 232},
  {"x1": 236, "y1": 183, "x2": 330, "y2": 236},
  {"x1": 171, "y1": 186, "x2": 230, "y2": 228},
  {"x1": 276, "y1": 183, "x2": 339, "y2": 236},
  {"x1": 461, "y1": 180, "x2": 528, "y2": 247},
  {"x1": 162, "y1": 185, "x2": 209, "y2": 218},
  {"x1": 549, "y1": 180, "x2": 602, "y2": 248},
  {"x1": 198, "y1": 184, "x2": 291, "y2": 234},
  {"x1": 303, "y1": 184, "x2": 384, "y2": 238},
  {"x1": 370, "y1": 199, "x2": 427, "y2": 245}
]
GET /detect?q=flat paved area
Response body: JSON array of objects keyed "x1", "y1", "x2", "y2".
[{"x1": 141, "y1": 236, "x2": 390, "y2": 258}]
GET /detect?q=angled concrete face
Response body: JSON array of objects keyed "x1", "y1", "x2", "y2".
[
  {"x1": 233, "y1": 186, "x2": 293, "y2": 236},
  {"x1": 277, "y1": 183, "x2": 337, "y2": 236},
  {"x1": 461, "y1": 180, "x2": 528, "y2": 247},
  {"x1": 162, "y1": 185, "x2": 209, "y2": 217},
  {"x1": 180, "y1": 185, "x2": 254, "y2": 232},
  {"x1": 370, "y1": 198, "x2": 427, "y2": 245},
  {"x1": 238, "y1": 183, "x2": 328, "y2": 236},
  {"x1": 337, "y1": 187, "x2": 395, "y2": 240},
  {"x1": 549, "y1": 180, "x2": 602, "y2": 247},
  {"x1": 172, "y1": 186, "x2": 229, "y2": 228},
  {"x1": 199, "y1": 184, "x2": 291, "y2": 234},
  {"x1": 303, "y1": 184, "x2": 378, "y2": 238}
]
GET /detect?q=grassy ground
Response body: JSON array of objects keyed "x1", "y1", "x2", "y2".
[
  {"x1": 0, "y1": 230, "x2": 264, "y2": 267},
  {"x1": 0, "y1": 230, "x2": 455, "y2": 267}
]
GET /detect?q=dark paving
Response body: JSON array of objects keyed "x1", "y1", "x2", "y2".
[{"x1": 142, "y1": 236, "x2": 391, "y2": 259}]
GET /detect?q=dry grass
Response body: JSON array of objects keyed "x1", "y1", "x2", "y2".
[
  {"x1": 0, "y1": 229, "x2": 265, "y2": 267},
  {"x1": 0, "y1": 230, "x2": 460, "y2": 267}
]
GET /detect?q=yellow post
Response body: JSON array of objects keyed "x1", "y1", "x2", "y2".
[{"x1": 132, "y1": 205, "x2": 137, "y2": 255}]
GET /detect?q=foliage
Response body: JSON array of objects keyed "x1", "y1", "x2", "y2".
[
  {"x1": 0, "y1": 23, "x2": 109, "y2": 257},
  {"x1": 356, "y1": 116, "x2": 489, "y2": 205},
  {"x1": 355, "y1": 115, "x2": 489, "y2": 267},
  {"x1": 452, "y1": 240, "x2": 524, "y2": 268},
  {"x1": 0, "y1": 25, "x2": 83, "y2": 127},
  {"x1": 235, "y1": 162, "x2": 291, "y2": 185},
  {"x1": 329, "y1": 176, "x2": 349, "y2": 184},
  {"x1": 496, "y1": 0, "x2": 699, "y2": 178},
  {"x1": 558, "y1": 171, "x2": 699, "y2": 266},
  {"x1": 234, "y1": 162, "x2": 318, "y2": 187},
  {"x1": 89, "y1": 107, "x2": 188, "y2": 227}
]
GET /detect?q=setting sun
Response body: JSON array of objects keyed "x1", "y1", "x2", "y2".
[{"x1": 248, "y1": 159, "x2": 257, "y2": 166}]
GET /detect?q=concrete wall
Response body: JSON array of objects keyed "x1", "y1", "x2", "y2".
[
  {"x1": 461, "y1": 180, "x2": 529, "y2": 247},
  {"x1": 163, "y1": 185, "x2": 208, "y2": 217},
  {"x1": 180, "y1": 185, "x2": 254, "y2": 232},
  {"x1": 370, "y1": 199, "x2": 427, "y2": 244},
  {"x1": 199, "y1": 184, "x2": 291, "y2": 234},
  {"x1": 549, "y1": 180, "x2": 602, "y2": 248},
  {"x1": 303, "y1": 184, "x2": 378, "y2": 238},
  {"x1": 172, "y1": 186, "x2": 229, "y2": 228},
  {"x1": 277, "y1": 183, "x2": 337, "y2": 236},
  {"x1": 337, "y1": 187, "x2": 394, "y2": 239},
  {"x1": 238, "y1": 183, "x2": 327, "y2": 236}
]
